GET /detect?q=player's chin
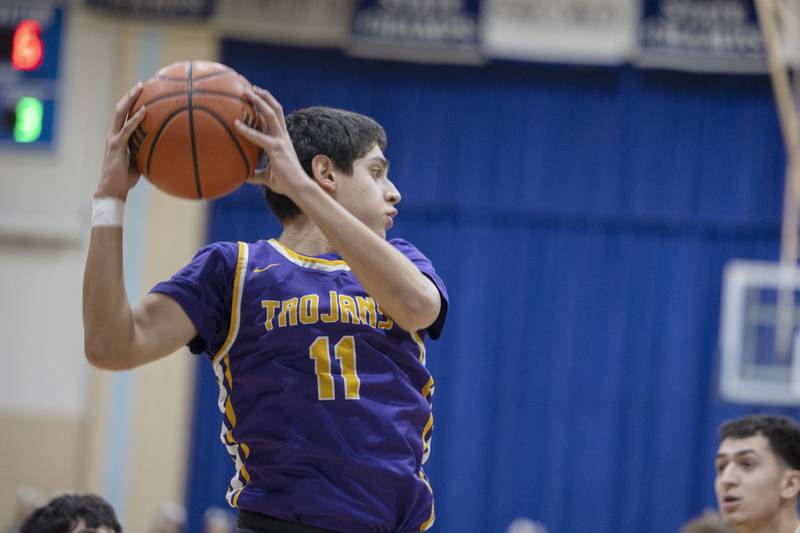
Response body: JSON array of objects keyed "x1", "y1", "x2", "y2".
[
  {"x1": 718, "y1": 509, "x2": 746, "y2": 527},
  {"x1": 382, "y1": 212, "x2": 396, "y2": 232}
]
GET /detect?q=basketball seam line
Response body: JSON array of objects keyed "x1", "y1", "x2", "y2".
[
  {"x1": 155, "y1": 70, "x2": 232, "y2": 82},
  {"x1": 187, "y1": 61, "x2": 204, "y2": 199},
  {"x1": 140, "y1": 90, "x2": 249, "y2": 108},
  {"x1": 145, "y1": 107, "x2": 186, "y2": 183},
  {"x1": 194, "y1": 105, "x2": 252, "y2": 180}
]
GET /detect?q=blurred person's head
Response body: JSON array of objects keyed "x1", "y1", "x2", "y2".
[
  {"x1": 680, "y1": 508, "x2": 734, "y2": 533},
  {"x1": 20, "y1": 493, "x2": 121, "y2": 533},
  {"x1": 506, "y1": 517, "x2": 547, "y2": 533},
  {"x1": 148, "y1": 501, "x2": 185, "y2": 533},
  {"x1": 715, "y1": 414, "x2": 800, "y2": 531},
  {"x1": 202, "y1": 506, "x2": 233, "y2": 533}
]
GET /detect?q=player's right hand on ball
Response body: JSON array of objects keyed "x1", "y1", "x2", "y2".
[
  {"x1": 235, "y1": 86, "x2": 309, "y2": 198},
  {"x1": 96, "y1": 82, "x2": 146, "y2": 201}
]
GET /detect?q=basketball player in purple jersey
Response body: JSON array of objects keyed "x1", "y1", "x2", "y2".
[{"x1": 83, "y1": 83, "x2": 448, "y2": 533}]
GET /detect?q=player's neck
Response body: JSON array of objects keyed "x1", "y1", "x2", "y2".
[{"x1": 277, "y1": 216, "x2": 335, "y2": 257}]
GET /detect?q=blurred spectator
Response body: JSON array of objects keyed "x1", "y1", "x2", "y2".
[
  {"x1": 19, "y1": 493, "x2": 120, "y2": 533},
  {"x1": 506, "y1": 517, "x2": 548, "y2": 533},
  {"x1": 6, "y1": 486, "x2": 46, "y2": 533},
  {"x1": 148, "y1": 501, "x2": 186, "y2": 533},
  {"x1": 202, "y1": 507, "x2": 234, "y2": 533},
  {"x1": 680, "y1": 509, "x2": 735, "y2": 533}
]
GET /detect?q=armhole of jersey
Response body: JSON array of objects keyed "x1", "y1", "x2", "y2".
[
  {"x1": 212, "y1": 241, "x2": 249, "y2": 366},
  {"x1": 210, "y1": 242, "x2": 252, "y2": 507}
]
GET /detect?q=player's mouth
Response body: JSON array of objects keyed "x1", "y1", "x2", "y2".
[
  {"x1": 385, "y1": 208, "x2": 398, "y2": 228},
  {"x1": 720, "y1": 495, "x2": 741, "y2": 511}
]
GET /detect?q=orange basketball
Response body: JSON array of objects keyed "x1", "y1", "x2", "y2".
[{"x1": 128, "y1": 60, "x2": 261, "y2": 200}]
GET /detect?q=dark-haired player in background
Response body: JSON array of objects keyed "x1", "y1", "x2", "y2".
[
  {"x1": 20, "y1": 493, "x2": 121, "y2": 533},
  {"x1": 715, "y1": 414, "x2": 800, "y2": 533},
  {"x1": 83, "y1": 83, "x2": 447, "y2": 533}
]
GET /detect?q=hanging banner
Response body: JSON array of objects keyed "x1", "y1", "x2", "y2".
[
  {"x1": 635, "y1": 0, "x2": 766, "y2": 73},
  {"x1": 215, "y1": 0, "x2": 354, "y2": 46},
  {"x1": 85, "y1": 0, "x2": 215, "y2": 19},
  {"x1": 481, "y1": 0, "x2": 637, "y2": 65},
  {"x1": 349, "y1": 0, "x2": 483, "y2": 64}
]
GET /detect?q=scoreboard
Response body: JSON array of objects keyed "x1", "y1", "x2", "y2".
[{"x1": 0, "y1": 2, "x2": 63, "y2": 146}]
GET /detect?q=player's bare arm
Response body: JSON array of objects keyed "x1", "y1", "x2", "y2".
[
  {"x1": 83, "y1": 82, "x2": 196, "y2": 370},
  {"x1": 235, "y1": 86, "x2": 441, "y2": 333}
]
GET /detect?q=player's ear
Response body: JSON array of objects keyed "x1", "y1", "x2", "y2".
[
  {"x1": 781, "y1": 469, "x2": 800, "y2": 499},
  {"x1": 311, "y1": 154, "x2": 336, "y2": 193}
]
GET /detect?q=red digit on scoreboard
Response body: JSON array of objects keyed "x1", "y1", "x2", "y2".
[{"x1": 12, "y1": 20, "x2": 43, "y2": 71}]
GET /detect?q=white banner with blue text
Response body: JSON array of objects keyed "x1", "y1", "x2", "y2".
[
  {"x1": 635, "y1": 0, "x2": 766, "y2": 73},
  {"x1": 349, "y1": 0, "x2": 483, "y2": 64}
]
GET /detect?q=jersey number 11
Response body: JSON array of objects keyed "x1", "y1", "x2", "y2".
[{"x1": 309, "y1": 336, "x2": 361, "y2": 400}]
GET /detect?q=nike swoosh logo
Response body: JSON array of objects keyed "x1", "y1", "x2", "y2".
[{"x1": 254, "y1": 263, "x2": 280, "y2": 273}]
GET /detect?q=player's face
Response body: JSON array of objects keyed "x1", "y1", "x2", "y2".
[
  {"x1": 334, "y1": 145, "x2": 400, "y2": 238},
  {"x1": 715, "y1": 434, "x2": 796, "y2": 528}
]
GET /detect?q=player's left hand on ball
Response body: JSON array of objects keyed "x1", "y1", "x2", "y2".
[
  {"x1": 236, "y1": 86, "x2": 306, "y2": 197},
  {"x1": 97, "y1": 82, "x2": 146, "y2": 200}
]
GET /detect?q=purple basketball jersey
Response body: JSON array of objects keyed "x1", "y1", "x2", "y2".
[{"x1": 151, "y1": 238, "x2": 448, "y2": 532}]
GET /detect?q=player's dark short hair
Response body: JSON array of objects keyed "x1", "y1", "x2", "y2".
[
  {"x1": 263, "y1": 106, "x2": 387, "y2": 222},
  {"x1": 720, "y1": 414, "x2": 800, "y2": 470},
  {"x1": 21, "y1": 493, "x2": 122, "y2": 533}
]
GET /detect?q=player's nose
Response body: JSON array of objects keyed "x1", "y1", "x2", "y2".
[
  {"x1": 385, "y1": 179, "x2": 401, "y2": 205},
  {"x1": 717, "y1": 465, "x2": 738, "y2": 486}
]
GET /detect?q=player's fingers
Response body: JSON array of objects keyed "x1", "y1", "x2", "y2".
[
  {"x1": 111, "y1": 82, "x2": 143, "y2": 133},
  {"x1": 245, "y1": 88, "x2": 282, "y2": 137},
  {"x1": 244, "y1": 89, "x2": 276, "y2": 132},
  {"x1": 253, "y1": 86, "x2": 286, "y2": 132},
  {"x1": 118, "y1": 105, "x2": 146, "y2": 142},
  {"x1": 107, "y1": 106, "x2": 145, "y2": 153},
  {"x1": 235, "y1": 119, "x2": 278, "y2": 150}
]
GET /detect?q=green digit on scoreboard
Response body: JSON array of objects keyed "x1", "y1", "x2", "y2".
[{"x1": 14, "y1": 96, "x2": 43, "y2": 143}]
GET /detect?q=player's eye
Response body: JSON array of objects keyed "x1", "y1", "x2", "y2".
[{"x1": 715, "y1": 461, "x2": 726, "y2": 473}]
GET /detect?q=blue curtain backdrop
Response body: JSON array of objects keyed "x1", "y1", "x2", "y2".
[{"x1": 185, "y1": 40, "x2": 797, "y2": 532}]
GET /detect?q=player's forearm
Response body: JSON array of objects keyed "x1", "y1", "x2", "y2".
[
  {"x1": 290, "y1": 181, "x2": 440, "y2": 332},
  {"x1": 82, "y1": 227, "x2": 136, "y2": 369}
]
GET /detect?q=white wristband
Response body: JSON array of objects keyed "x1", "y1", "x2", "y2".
[{"x1": 92, "y1": 197, "x2": 126, "y2": 227}]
